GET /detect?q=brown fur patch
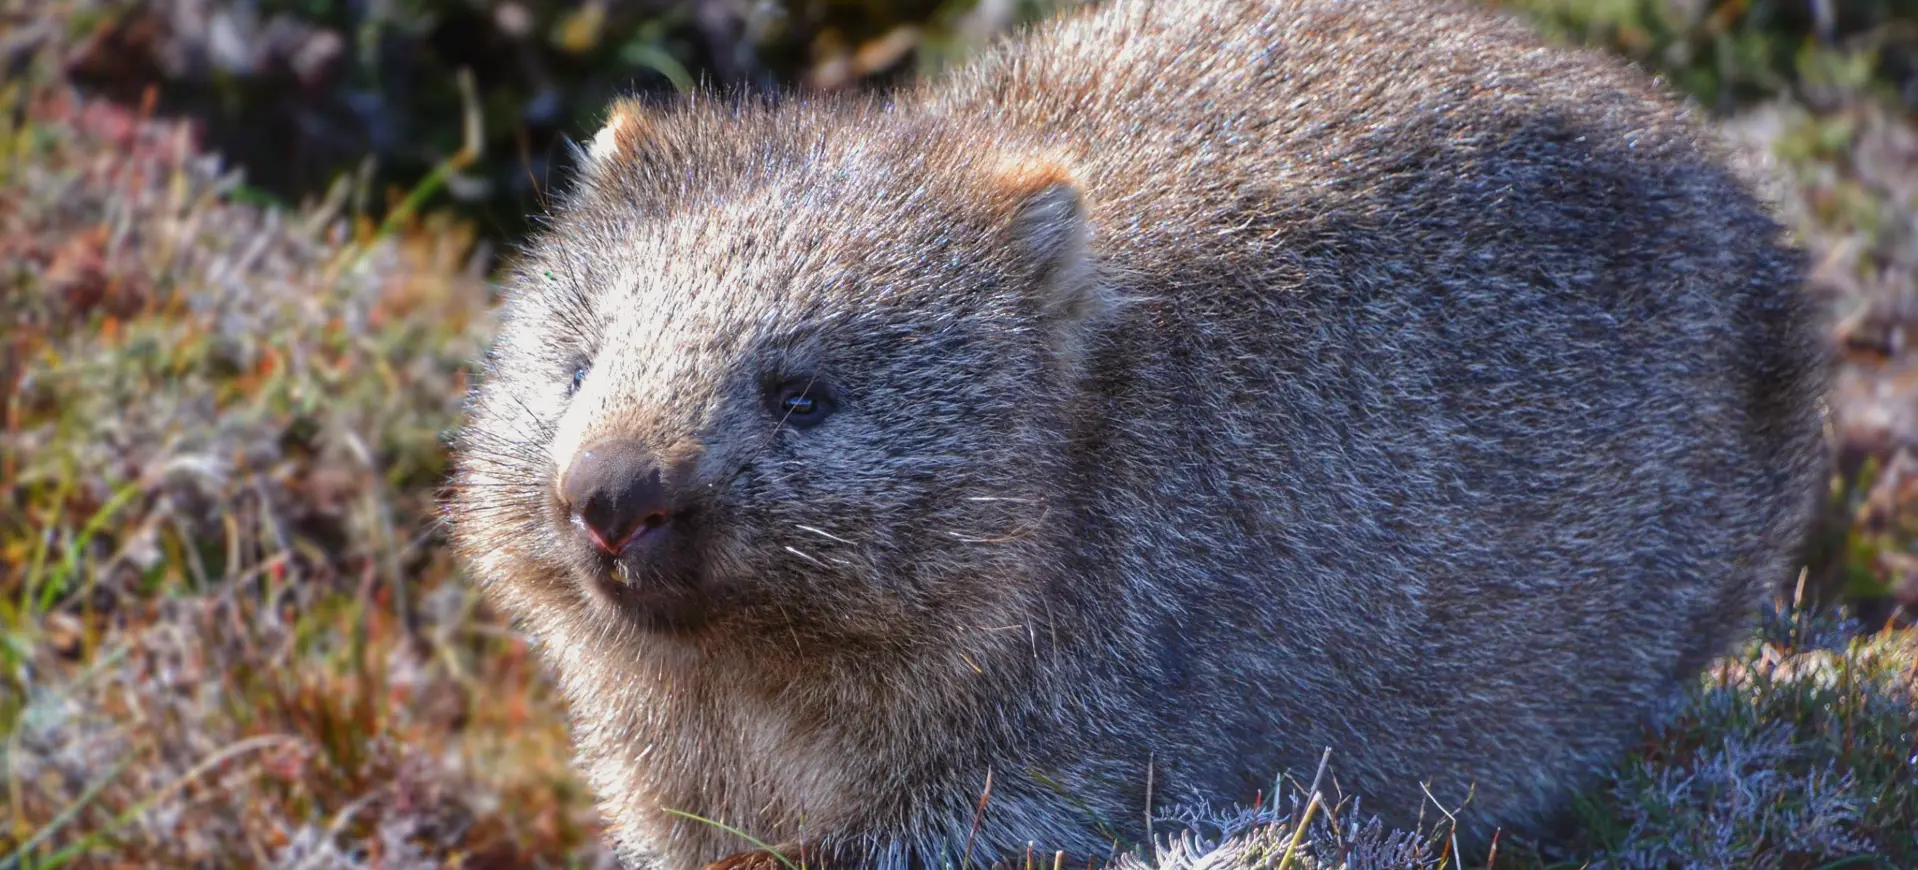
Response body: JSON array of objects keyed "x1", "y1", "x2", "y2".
[
  {"x1": 980, "y1": 149, "x2": 1096, "y2": 319},
  {"x1": 587, "y1": 99, "x2": 658, "y2": 166},
  {"x1": 983, "y1": 150, "x2": 1083, "y2": 207}
]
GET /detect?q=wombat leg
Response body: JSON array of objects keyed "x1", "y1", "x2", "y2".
[
  {"x1": 700, "y1": 845, "x2": 808, "y2": 870},
  {"x1": 699, "y1": 849, "x2": 1022, "y2": 870}
]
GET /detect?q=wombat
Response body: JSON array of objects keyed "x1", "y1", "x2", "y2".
[{"x1": 446, "y1": 0, "x2": 1830, "y2": 867}]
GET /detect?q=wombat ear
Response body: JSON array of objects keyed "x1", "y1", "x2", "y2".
[
  {"x1": 574, "y1": 99, "x2": 663, "y2": 189},
  {"x1": 988, "y1": 154, "x2": 1108, "y2": 336}
]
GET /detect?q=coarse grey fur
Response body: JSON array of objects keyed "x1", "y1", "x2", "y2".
[{"x1": 446, "y1": 0, "x2": 1831, "y2": 867}]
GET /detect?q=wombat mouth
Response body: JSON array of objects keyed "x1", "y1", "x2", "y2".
[
  {"x1": 586, "y1": 567, "x2": 716, "y2": 632},
  {"x1": 573, "y1": 515, "x2": 720, "y2": 632},
  {"x1": 583, "y1": 512, "x2": 668, "y2": 556},
  {"x1": 546, "y1": 481, "x2": 717, "y2": 630}
]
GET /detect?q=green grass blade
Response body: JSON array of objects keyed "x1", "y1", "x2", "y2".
[
  {"x1": 42, "y1": 479, "x2": 145, "y2": 613},
  {"x1": 4, "y1": 751, "x2": 135, "y2": 870},
  {"x1": 659, "y1": 807, "x2": 802, "y2": 870}
]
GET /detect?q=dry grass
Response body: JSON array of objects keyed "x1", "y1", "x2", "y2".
[
  {"x1": 0, "y1": 53, "x2": 611, "y2": 869},
  {"x1": 1, "y1": 1, "x2": 1914, "y2": 868}
]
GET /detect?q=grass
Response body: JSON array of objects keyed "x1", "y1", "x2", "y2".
[
  {"x1": 0, "y1": 45, "x2": 610, "y2": 869},
  {"x1": 1110, "y1": 606, "x2": 1918, "y2": 870},
  {"x1": 1, "y1": 0, "x2": 1915, "y2": 868},
  {"x1": 1571, "y1": 606, "x2": 1918, "y2": 868}
]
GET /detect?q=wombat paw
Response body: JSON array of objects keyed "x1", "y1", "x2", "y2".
[{"x1": 701, "y1": 846, "x2": 804, "y2": 870}]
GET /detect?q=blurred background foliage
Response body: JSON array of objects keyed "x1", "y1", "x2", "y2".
[
  {"x1": 24, "y1": 0, "x2": 1073, "y2": 242},
  {"x1": 1503, "y1": 0, "x2": 1918, "y2": 112},
  {"x1": 11, "y1": 0, "x2": 1914, "y2": 245}
]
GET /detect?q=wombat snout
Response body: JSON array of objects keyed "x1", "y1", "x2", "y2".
[{"x1": 560, "y1": 438, "x2": 676, "y2": 556}]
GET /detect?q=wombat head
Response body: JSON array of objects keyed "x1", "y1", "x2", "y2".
[{"x1": 451, "y1": 97, "x2": 1113, "y2": 654}]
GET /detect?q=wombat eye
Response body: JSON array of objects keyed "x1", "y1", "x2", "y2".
[
  {"x1": 567, "y1": 365, "x2": 589, "y2": 397},
  {"x1": 767, "y1": 377, "x2": 836, "y2": 429}
]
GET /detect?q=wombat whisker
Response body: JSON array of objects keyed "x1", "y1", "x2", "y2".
[
  {"x1": 444, "y1": 455, "x2": 513, "y2": 472},
  {"x1": 442, "y1": 507, "x2": 539, "y2": 526},
  {"x1": 945, "y1": 530, "x2": 1025, "y2": 544},
  {"x1": 945, "y1": 508, "x2": 1052, "y2": 544},
  {"x1": 451, "y1": 430, "x2": 542, "y2": 453},
  {"x1": 794, "y1": 524, "x2": 857, "y2": 545},
  {"x1": 453, "y1": 435, "x2": 550, "y2": 462},
  {"x1": 485, "y1": 386, "x2": 557, "y2": 424},
  {"x1": 784, "y1": 546, "x2": 829, "y2": 569}
]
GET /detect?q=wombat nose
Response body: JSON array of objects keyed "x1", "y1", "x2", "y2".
[{"x1": 560, "y1": 439, "x2": 673, "y2": 555}]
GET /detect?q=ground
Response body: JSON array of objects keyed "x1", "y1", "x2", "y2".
[{"x1": 1, "y1": 1, "x2": 1914, "y2": 868}]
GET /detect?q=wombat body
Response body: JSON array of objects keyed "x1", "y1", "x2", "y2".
[{"x1": 448, "y1": 0, "x2": 1829, "y2": 867}]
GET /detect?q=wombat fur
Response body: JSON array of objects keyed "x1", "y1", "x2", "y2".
[{"x1": 446, "y1": 0, "x2": 1831, "y2": 867}]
